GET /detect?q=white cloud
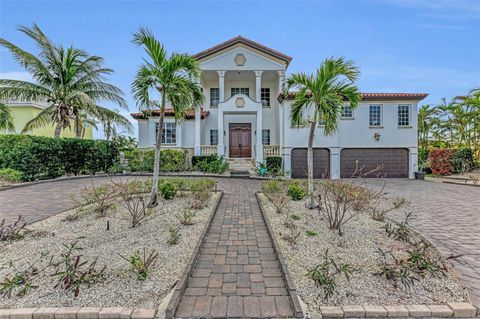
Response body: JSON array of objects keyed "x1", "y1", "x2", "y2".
[{"x1": 0, "y1": 71, "x2": 33, "y2": 82}]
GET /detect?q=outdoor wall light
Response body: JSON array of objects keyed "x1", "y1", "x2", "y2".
[{"x1": 374, "y1": 132, "x2": 381, "y2": 141}]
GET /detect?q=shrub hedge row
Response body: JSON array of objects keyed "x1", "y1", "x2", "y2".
[
  {"x1": 427, "y1": 147, "x2": 475, "y2": 175},
  {"x1": 123, "y1": 148, "x2": 189, "y2": 172},
  {"x1": 0, "y1": 135, "x2": 119, "y2": 181}
]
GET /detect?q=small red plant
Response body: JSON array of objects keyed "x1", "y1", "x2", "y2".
[{"x1": 428, "y1": 149, "x2": 455, "y2": 175}]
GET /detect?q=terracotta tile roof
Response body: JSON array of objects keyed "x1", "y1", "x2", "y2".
[
  {"x1": 192, "y1": 35, "x2": 292, "y2": 66},
  {"x1": 278, "y1": 92, "x2": 428, "y2": 102},
  {"x1": 130, "y1": 108, "x2": 209, "y2": 120}
]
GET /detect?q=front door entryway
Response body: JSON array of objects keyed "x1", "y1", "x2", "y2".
[{"x1": 229, "y1": 123, "x2": 251, "y2": 158}]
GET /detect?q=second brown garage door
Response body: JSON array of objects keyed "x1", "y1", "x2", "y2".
[
  {"x1": 291, "y1": 148, "x2": 330, "y2": 179},
  {"x1": 340, "y1": 148, "x2": 409, "y2": 178}
]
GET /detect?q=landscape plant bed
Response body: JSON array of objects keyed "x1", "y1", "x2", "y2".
[
  {"x1": 257, "y1": 180, "x2": 468, "y2": 319},
  {"x1": 0, "y1": 179, "x2": 221, "y2": 309}
]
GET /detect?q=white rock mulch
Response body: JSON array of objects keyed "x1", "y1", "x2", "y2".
[
  {"x1": 0, "y1": 191, "x2": 220, "y2": 309},
  {"x1": 258, "y1": 193, "x2": 468, "y2": 318}
]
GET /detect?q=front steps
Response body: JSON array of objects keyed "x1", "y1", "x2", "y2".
[{"x1": 228, "y1": 158, "x2": 255, "y2": 178}]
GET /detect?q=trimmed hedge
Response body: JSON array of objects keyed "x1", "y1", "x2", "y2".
[
  {"x1": 0, "y1": 135, "x2": 119, "y2": 181},
  {"x1": 452, "y1": 147, "x2": 475, "y2": 174},
  {"x1": 124, "y1": 148, "x2": 189, "y2": 172},
  {"x1": 192, "y1": 154, "x2": 229, "y2": 174}
]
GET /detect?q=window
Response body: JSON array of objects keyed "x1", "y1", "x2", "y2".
[
  {"x1": 369, "y1": 105, "x2": 382, "y2": 126},
  {"x1": 210, "y1": 88, "x2": 219, "y2": 107},
  {"x1": 231, "y1": 88, "x2": 249, "y2": 97},
  {"x1": 318, "y1": 112, "x2": 325, "y2": 126},
  {"x1": 398, "y1": 105, "x2": 410, "y2": 126},
  {"x1": 210, "y1": 129, "x2": 218, "y2": 145},
  {"x1": 262, "y1": 129, "x2": 270, "y2": 145},
  {"x1": 261, "y1": 88, "x2": 270, "y2": 106},
  {"x1": 341, "y1": 105, "x2": 353, "y2": 118},
  {"x1": 155, "y1": 122, "x2": 176, "y2": 144}
]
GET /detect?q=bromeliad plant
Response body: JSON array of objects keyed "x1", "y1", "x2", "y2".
[
  {"x1": 307, "y1": 249, "x2": 352, "y2": 300},
  {"x1": 0, "y1": 215, "x2": 27, "y2": 241},
  {"x1": 52, "y1": 238, "x2": 106, "y2": 297},
  {"x1": 119, "y1": 248, "x2": 158, "y2": 281}
]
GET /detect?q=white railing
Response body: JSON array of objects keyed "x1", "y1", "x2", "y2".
[
  {"x1": 264, "y1": 145, "x2": 280, "y2": 157},
  {"x1": 200, "y1": 145, "x2": 217, "y2": 156}
]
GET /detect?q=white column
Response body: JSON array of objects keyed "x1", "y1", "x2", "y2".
[
  {"x1": 277, "y1": 71, "x2": 286, "y2": 165},
  {"x1": 217, "y1": 108, "x2": 224, "y2": 156},
  {"x1": 217, "y1": 71, "x2": 225, "y2": 102},
  {"x1": 194, "y1": 108, "x2": 201, "y2": 155},
  {"x1": 256, "y1": 110, "x2": 263, "y2": 163},
  {"x1": 330, "y1": 147, "x2": 341, "y2": 179},
  {"x1": 255, "y1": 71, "x2": 263, "y2": 103},
  {"x1": 409, "y1": 147, "x2": 418, "y2": 179}
]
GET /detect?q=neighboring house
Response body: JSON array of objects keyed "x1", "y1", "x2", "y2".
[
  {"x1": 1, "y1": 100, "x2": 93, "y2": 139},
  {"x1": 131, "y1": 36, "x2": 427, "y2": 179}
]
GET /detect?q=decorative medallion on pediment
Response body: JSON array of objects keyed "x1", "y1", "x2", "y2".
[
  {"x1": 234, "y1": 54, "x2": 246, "y2": 66},
  {"x1": 235, "y1": 97, "x2": 245, "y2": 108}
]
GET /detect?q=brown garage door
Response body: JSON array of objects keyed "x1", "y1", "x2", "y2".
[
  {"x1": 291, "y1": 148, "x2": 330, "y2": 179},
  {"x1": 340, "y1": 148, "x2": 409, "y2": 178}
]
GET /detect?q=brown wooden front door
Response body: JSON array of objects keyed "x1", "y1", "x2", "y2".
[{"x1": 229, "y1": 124, "x2": 251, "y2": 158}]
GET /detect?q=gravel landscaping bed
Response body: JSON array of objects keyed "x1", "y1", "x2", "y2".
[
  {"x1": 258, "y1": 193, "x2": 468, "y2": 318},
  {"x1": 0, "y1": 189, "x2": 220, "y2": 309}
]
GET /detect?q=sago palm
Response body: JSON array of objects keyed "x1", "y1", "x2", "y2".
[
  {"x1": 285, "y1": 57, "x2": 361, "y2": 208},
  {"x1": 0, "y1": 24, "x2": 127, "y2": 137},
  {"x1": 0, "y1": 103, "x2": 15, "y2": 131},
  {"x1": 131, "y1": 27, "x2": 204, "y2": 207}
]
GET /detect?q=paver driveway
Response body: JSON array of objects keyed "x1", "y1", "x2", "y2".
[{"x1": 0, "y1": 176, "x2": 479, "y2": 308}]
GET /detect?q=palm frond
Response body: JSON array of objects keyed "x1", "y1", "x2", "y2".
[{"x1": 0, "y1": 103, "x2": 15, "y2": 131}]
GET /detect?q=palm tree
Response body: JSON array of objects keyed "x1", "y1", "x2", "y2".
[
  {"x1": 418, "y1": 105, "x2": 438, "y2": 149},
  {"x1": 0, "y1": 103, "x2": 15, "y2": 131},
  {"x1": 131, "y1": 28, "x2": 204, "y2": 207},
  {"x1": 0, "y1": 24, "x2": 127, "y2": 137},
  {"x1": 99, "y1": 108, "x2": 134, "y2": 141},
  {"x1": 285, "y1": 57, "x2": 361, "y2": 208}
]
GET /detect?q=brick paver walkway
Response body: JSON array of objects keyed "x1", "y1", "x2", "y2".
[
  {"x1": 1, "y1": 176, "x2": 479, "y2": 309},
  {"x1": 175, "y1": 181, "x2": 294, "y2": 318}
]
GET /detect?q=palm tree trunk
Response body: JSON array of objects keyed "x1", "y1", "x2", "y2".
[
  {"x1": 54, "y1": 122, "x2": 62, "y2": 138},
  {"x1": 306, "y1": 109, "x2": 318, "y2": 209},
  {"x1": 148, "y1": 96, "x2": 165, "y2": 208}
]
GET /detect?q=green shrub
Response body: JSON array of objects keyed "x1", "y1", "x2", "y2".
[
  {"x1": 193, "y1": 154, "x2": 229, "y2": 174},
  {"x1": 288, "y1": 182, "x2": 306, "y2": 201},
  {"x1": 262, "y1": 179, "x2": 281, "y2": 194},
  {"x1": 0, "y1": 135, "x2": 118, "y2": 181},
  {"x1": 159, "y1": 181, "x2": 177, "y2": 200},
  {"x1": 124, "y1": 149, "x2": 188, "y2": 172},
  {"x1": 160, "y1": 149, "x2": 188, "y2": 172},
  {"x1": 0, "y1": 168, "x2": 23, "y2": 183},
  {"x1": 266, "y1": 156, "x2": 282, "y2": 175},
  {"x1": 452, "y1": 147, "x2": 475, "y2": 174}
]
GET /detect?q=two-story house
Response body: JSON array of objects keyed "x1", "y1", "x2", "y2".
[{"x1": 131, "y1": 36, "x2": 427, "y2": 179}]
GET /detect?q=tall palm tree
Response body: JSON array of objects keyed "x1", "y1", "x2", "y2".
[
  {"x1": 0, "y1": 24, "x2": 127, "y2": 137},
  {"x1": 417, "y1": 104, "x2": 438, "y2": 149},
  {"x1": 285, "y1": 57, "x2": 361, "y2": 208},
  {"x1": 0, "y1": 103, "x2": 15, "y2": 131},
  {"x1": 99, "y1": 108, "x2": 134, "y2": 141},
  {"x1": 131, "y1": 27, "x2": 204, "y2": 207}
]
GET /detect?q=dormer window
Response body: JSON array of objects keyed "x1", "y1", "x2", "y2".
[{"x1": 231, "y1": 88, "x2": 249, "y2": 98}]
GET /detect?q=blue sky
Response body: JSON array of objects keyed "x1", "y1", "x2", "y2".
[{"x1": 1, "y1": 0, "x2": 479, "y2": 139}]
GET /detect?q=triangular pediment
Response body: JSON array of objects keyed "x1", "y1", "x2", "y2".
[{"x1": 193, "y1": 36, "x2": 291, "y2": 71}]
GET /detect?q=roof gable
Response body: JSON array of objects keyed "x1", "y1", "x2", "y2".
[{"x1": 193, "y1": 36, "x2": 292, "y2": 67}]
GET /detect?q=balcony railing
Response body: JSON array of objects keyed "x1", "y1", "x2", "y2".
[
  {"x1": 263, "y1": 145, "x2": 280, "y2": 157},
  {"x1": 200, "y1": 145, "x2": 217, "y2": 156}
]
